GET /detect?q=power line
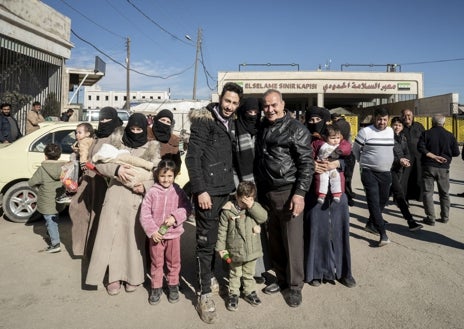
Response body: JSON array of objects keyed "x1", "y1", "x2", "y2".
[
  {"x1": 59, "y1": 0, "x2": 125, "y2": 39},
  {"x1": 71, "y1": 29, "x2": 195, "y2": 79},
  {"x1": 400, "y1": 57, "x2": 464, "y2": 65},
  {"x1": 199, "y1": 44, "x2": 216, "y2": 91},
  {"x1": 126, "y1": 0, "x2": 192, "y2": 46}
]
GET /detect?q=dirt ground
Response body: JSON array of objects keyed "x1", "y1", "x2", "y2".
[{"x1": 1, "y1": 160, "x2": 463, "y2": 329}]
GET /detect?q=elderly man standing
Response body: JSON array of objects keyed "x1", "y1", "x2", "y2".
[
  {"x1": 401, "y1": 109, "x2": 425, "y2": 202},
  {"x1": 26, "y1": 101, "x2": 45, "y2": 134},
  {"x1": 353, "y1": 108, "x2": 395, "y2": 247},
  {"x1": 254, "y1": 89, "x2": 313, "y2": 308},
  {"x1": 418, "y1": 114, "x2": 460, "y2": 226}
]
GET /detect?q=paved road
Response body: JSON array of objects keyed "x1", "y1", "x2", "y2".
[{"x1": 1, "y1": 160, "x2": 463, "y2": 329}]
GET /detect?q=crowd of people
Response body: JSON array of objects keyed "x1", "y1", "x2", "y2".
[{"x1": 13, "y1": 85, "x2": 462, "y2": 324}]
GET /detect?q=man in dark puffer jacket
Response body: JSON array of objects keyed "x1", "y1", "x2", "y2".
[{"x1": 186, "y1": 82, "x2": 243, "y2": 324}]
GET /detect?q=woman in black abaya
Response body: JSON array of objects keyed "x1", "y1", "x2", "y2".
[{"x1": 304, "y1": 106, "x2": 355, "y2": 288}]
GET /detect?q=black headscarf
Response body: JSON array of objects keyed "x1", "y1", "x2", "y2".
[
  {"x1": 122, "y1": 113, "x2": 148, "y2": 148},
  {"x1": 152, "y1": 109, "x2": 173, "y2": 143},
  {"x1": 305, "y1": 106, "x2": 331, "y2": 136},
  {"x1": 236, "y1": 97, "x2": 261, "y2": 136},
  {"x1": 96, "y1": 107, "x2": 122, "y2": 138}
]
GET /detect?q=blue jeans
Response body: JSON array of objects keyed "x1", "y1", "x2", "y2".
[
  {"x1": 422, "y1": 166, "x2": 450, "y2": 221},
  {"x1": 43, "y1": 214, "x2": 60, "y2": 246},
  {"x1": 360, "y1": 168, "x2": 392, "y2": 236}
]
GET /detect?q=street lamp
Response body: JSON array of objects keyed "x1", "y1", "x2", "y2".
[{"x1": 185, "y1": 28, "x2": 202, "y2": 100}]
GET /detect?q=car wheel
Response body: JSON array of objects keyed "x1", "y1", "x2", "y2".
[{"x1": 2, "y1": 182, "x2": 41, "y2": 223}]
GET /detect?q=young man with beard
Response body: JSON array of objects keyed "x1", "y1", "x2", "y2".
[
  {"x1": 186, "y1": 82, "x2": 243, "y2": 324},
  {"x1": 26, "y1": 101, "x2": 45, "y2": 134},
  {"x1": 0, "y1": 103, "x2": 22, "y2": 143}
]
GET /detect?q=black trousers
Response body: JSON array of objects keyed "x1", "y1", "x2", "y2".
[
  {"x1": 264, "y1": 189, "x2": 304, "y2": 291},
  {"x1": 391, "y1": 170, "x2": 413, "y2": 222},
  {"x1": 194, "y1": 194, "x2": 229, "y2": 295},
  {"x1": 344, "y1": 152, "x2": 356, "y2": 201}
]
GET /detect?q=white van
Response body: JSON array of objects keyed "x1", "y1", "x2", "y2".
[{"x1": 81, "y1": 109, "x2": 130, "y2": 125}]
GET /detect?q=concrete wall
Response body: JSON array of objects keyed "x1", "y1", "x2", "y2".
[{"x1": 0, "y1": 0, "x2": 72, "y2": 58}]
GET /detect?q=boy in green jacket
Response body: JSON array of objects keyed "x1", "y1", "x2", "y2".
[
  {"x1": 28, "y1": 143, "x2": 66, "y2": 253},
  {"x1": 216, "y1": 181, "x2": 268, "y2": 311}
]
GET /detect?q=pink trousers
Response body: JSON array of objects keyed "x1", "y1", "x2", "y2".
[{"x1": 149, "y1": 236, "x2": 181, "y2": 288}]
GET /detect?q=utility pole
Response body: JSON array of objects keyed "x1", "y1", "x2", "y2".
[
  {"x1": 126, "y1": 37, "x2": 130, "y2": 111},
  {"x1": 192, "y1": 27, "x2": 202, "y2": 100}
]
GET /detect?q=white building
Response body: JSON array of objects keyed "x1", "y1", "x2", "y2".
[{"x1": 83, "y1": 85, "x2": 170, "y2": 109}]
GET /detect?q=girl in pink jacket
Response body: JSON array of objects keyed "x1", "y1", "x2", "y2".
[{"x1": 140, "y1": 159, "x2": 192, "y2": 305}]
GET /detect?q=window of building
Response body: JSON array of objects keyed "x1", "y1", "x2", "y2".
[
  {"x1": 115, "y1": 96, "x2": 118, "y2": 101},
  {"x1": 124, "y1": 96, "x2": 127, "y2": 100},
  {"x1": 132, "y1": 96, "x2": 136, "y2": 99},
  {"x1": 105, "y1": 96, "x2": 109, "y2": 101},
  {"x1": 142, "y1": 96, "x2": 145, "y2": 99},
  {"x1": 88, "y1": 95, "x2": 92, "y2": 100},
  {"x1": 150, "y1": 96, "x2": 153, "y2": 99},
  {"x1": 158, "y1": 96, "x2": 161, "y2": 99},
  {"x1": 96, "y1": 96, "x2": 100, "y2": 101}
]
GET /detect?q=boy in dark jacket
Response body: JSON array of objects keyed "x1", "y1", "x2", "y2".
[{"x1": 28, "y1": 143, "x2": 66, "y2": 253}]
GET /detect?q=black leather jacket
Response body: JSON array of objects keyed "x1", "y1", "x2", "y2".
[{"x1": 255, "y1": 112, "x2": 314, "y2": 196}]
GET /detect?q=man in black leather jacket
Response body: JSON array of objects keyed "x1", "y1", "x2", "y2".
[
  {"x1": 186, "y1": 82, "x2": 243, "y2": 324},
  {"x1": 255, "y1": 89, "x2": 313, "y2": 308}
]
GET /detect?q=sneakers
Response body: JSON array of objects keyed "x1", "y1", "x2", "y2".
[
  {"x1": 243, "y1": 291, "x2": 261, "y2": 306},
  {"x1": 333, "y1": 196, "x2": 341, "y2": 203},
  {"x1": 378, "y1": 235, "x2": 391, "y2": 247},
  {"x1": 106, "y1": 281, "x2": 121, "y2": 296},
  {"x1": 149, "y1": 287, "x2": 162, "y2": 305},
  {"x1": 168, "y1": 285, "x2": 180, "y2": 304},
  {"x1": 422, "y1": 218, "x2": 436, "y2": 226},
  {"x1": 284, "y1": 289, "x2": 302, "y2": 307},
  {"x1": 196, "y1": 293, "x2": 217, "y2": 324},
  {"x1": 408, "y1": 221, "x2": 423, "y2": 231},
  {"x1": 263, "y1": 282, "x2": 281, "y2": 295},
  {"x1": 45, "y1": 243, "x2": 61, "y2": 253},
  {"x1": 317, "y1": 197, "x2": 325, "y2": 204},
  {"x1": 226, "y1": 294, "x2": 239, "y2": 311},
  {"x1": 211, "y1": 276, "x2": 219, "y2": 294},
  {"x1": 364, "y1": 222, "x2": 379, "y2": 235},
  {"x1": 56, "y1": 193, "x2": 72, "y2": 204}
]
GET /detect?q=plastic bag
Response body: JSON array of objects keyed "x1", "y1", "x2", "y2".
[{"x1": 60, "y1": 160, "x2": 79, "y2": 192}]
